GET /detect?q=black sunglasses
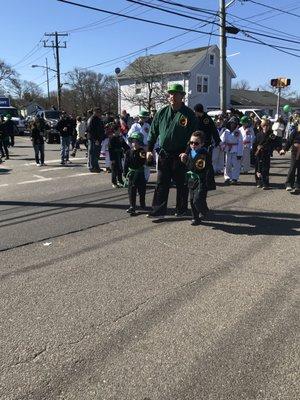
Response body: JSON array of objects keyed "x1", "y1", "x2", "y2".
[{"x1": 190, "y1": 141, "x2": 200, "y2": 145}]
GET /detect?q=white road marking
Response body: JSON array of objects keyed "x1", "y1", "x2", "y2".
[
  {"x1": 0, "y1": 184, "x2": 9, "y2": 187},
  {"x1": 36, "y1": 167, "x2": 71, "y2": 172},
  {"x1": 18, "y1": 175, "x2": 53, "y2": 185},
  {"x1": 24, "y1": 158, "x2": 87, "y2": 166},
  {"x1": 68, "y1": 173, "x2": 95, "y2": 177}
]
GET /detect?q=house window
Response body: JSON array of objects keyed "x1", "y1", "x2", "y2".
[
  {"x1": 135, "y1": 80, "x2": 141, "y2": 94},
  {"x1": 196, "y1": 75, "x2": 209, "y2": 93},
  {"x1": 209, "y1": 54, "x2": 215, "y2": 66}
]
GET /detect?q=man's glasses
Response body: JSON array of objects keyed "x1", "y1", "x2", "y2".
[{"x1": 189, "y1": 141, "x2": 200, "y2": 145}]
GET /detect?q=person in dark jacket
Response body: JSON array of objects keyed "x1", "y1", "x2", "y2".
[
  {"x1": 86, "y1": 107, "x2": 105, "y2": 172},
  {"x1": 56, "y1": 112, "x2": 73, "y2": 165},
  {"x1": 124, "y1": 132, "x2": 147, "y2": 215},
  {"x1": 3, "y1": 114, "x2": 17, "y2": 149},
  {"x1": 108, "y1": 123, "x2": 129, "y2": 188},
  {"x1": 181, "y1": 130, "x2": 215, "y2": 225},
  {"x1": 280, "y1": 122, "x2": 300, "y2": 193},
  {"x1": 0, "y1": 116, "x2": 5, "y2": 163},
  {"x1": 194, "y1": 104, "x2": 221, "y2": 149},
  {"x1": 30, "y1": 117, "x2": 45, "y2": 166},
  {"x1": 253, "y1": 119, "x2": 281, "y2": 190}
]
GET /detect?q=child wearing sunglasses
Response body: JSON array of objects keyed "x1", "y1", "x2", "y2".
[{"x1": 181, "y1": 130, "x2": 215, "y2": 225}]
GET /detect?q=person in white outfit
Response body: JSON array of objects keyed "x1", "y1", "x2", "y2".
[
  {"x1": 220, "y1": 117, "x2": 243, "y2": 184},
  {"x1": 272, "y1": 115, "x2": 286, "y2": 148},
  {"x1": 239, "y1": 115, "x2": 255, "y2": 173},
  {"x1": 212, "y1": 118, "x2": 226, "y2": 174},
  {"x1": 71, "y1": 116, "x2": 87, "y2": 157},
  {"x1": 128, "y1": 110, "x2": 151, "y2": 181}
]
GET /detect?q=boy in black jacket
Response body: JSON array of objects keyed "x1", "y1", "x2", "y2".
[
  {"x1": 108, "y1": 124, "x2": 129, "y2": 188},
  {"x1": 124, "y1": 132, "x2": 147, "y2": 216},
  {"x1": 181, "y1": 130, "x2": 215, "y2": 226},
  {"x1": 280, "y1": 123, "x2": 300, "y2": 193},
  {"x1": 253, "y1": 120, "x2": 281, "y2": 190}
]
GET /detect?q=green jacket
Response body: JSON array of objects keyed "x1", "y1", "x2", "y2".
[{"x1": 148, "y1": 104, "x2": 197, "y2": 154}]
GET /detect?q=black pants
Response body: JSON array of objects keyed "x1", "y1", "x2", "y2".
[
  {"x1": 190, "y1": 188, "x2": 208, "y2": 219},
  {"x1": 33, "y1": 144, "x2": 45, "y2": 164},
  {"x1": 152, "y1": 154, "x2": 188, "y2": 215},
  {"x1": 128, "y1": 180, "x2": 146, "y2": 209},
  {"x1": 111, "y1": 156, "x2": 124, "y2": 185},
  {"x1": 255, "y1": 153, "x2": 270, "y2": 186},
  {"x1": 0, "y1": 139, "x2": 9, "y2": 158},
  {"x1": 286, "y1": 151, "x2": 300, "y2": 188}
]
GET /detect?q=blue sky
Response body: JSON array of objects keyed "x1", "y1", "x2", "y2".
[{"x1": 4, "y1": 0, "x2": 300, "y2": 95}]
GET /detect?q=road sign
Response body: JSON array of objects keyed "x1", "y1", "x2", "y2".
[{"x1": 0, "y1": 97, "x2": 10, "y2": 107}]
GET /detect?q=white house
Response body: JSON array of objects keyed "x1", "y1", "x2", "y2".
[{"x1": 117, "y1": 45, "x2": 236, "y2": 116}]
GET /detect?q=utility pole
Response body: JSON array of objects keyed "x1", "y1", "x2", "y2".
[
  {"x1": 45, "y1": 57, "x2": 50, "y2": 106},
  {"x1": 219, "y1": 0, "x2": 227, "y2": 114},
  {"x1": 276, "y1": 87, "x2": 281, "y2": 117},
  {"x1": 43, "y1": 32, "x2": 68, "y2": 110}
]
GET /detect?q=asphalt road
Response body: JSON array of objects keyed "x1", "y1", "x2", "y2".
[{"x1": 0, "y1": 137, "x2": 299, "y2": 400}]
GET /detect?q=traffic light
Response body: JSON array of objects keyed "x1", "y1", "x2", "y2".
[
  {"x1": 271, "y1": 79, "x2": 278, "y2": 87},
  {"x1": 270, "y1": 78, "x2": 291, "y2": 88}
]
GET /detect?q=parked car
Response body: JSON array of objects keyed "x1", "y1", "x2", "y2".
[{"x1": 36, "y1": 110, "x2": 61, "y2": 143}]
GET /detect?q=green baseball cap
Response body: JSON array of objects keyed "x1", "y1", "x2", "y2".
[
  {"x1": 240, "y1": 116, "x2": 250, "y2": 125},
  {"x1": 128, "y1": 132, "x2": 144, "y2": 144},
  {"x1": 167, "y1": 83, "x2": 186, "y2": 95},
  {"x1": 139, "y1": 110, "x2": 149, "y2": 118}
]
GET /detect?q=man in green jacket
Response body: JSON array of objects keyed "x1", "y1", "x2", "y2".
[{"x1": 147, "y1": 84, "x2": 197, "y2": 218}]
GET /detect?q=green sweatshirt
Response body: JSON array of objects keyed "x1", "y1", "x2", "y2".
[{"x1": 148, "y1": 104, "x2": 197, "y2": 153}]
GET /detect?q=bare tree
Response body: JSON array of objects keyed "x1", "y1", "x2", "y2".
[
  {"x1": 121, "y1": 56, "x2": 168, "y2": 112},
  {"x1": 65, "y1": 68, "x2": 118, "y2": 115},
  {"x1": 232, "y1": 79, "x2": 251, "y2": 90},
  {"x1": 0, "y1": 59, "x2": 19, "y2": 95},
  {"x1": 10, "y1": 80, "x2": 43, "y2": 107}
]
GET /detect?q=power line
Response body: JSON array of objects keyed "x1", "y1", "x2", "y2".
[
  {"x1": 16, "y1": 49, "x2": 53, "y2": 71},
  {"x1": 57, "y1": 0, "x2": 300, "y2": 58},
  {"x1": 247, "y1": 0, "x2": 300, "y2": 18},
  {"x1": 11, "y1": 37, "x2": 44, "y2": 68},
  {"x1": 60, "y1": 3, "x2": 148, "y2": 33},
  {"x1": 137, "y1": 0, "x2": 300, "y2": 46},
  {"x1": 157, "y1": 0, "x2": 300, "y2": 41},
  {"x1": 128, "y1": 0, "x2": 222, "y2": 28}
]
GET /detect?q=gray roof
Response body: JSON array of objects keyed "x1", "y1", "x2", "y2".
[
  {"x1": 230, "y1": 89, "x2": 300, "y2": 107},
  {"x1": 117, "y1": 46, "x2": 211, "y2": 79}
]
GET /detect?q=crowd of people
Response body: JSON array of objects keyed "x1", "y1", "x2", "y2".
[{"x1": 1, "y1": 84, "x2": 299, "y2": 225}]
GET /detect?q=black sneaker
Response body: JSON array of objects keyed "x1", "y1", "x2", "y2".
[
  {"x1": 147, "y1": 211, "x2": 164, "y2": 219},
  {"x1": 262, "y1": 185, "x2": 270, "y2": 190},
  {"x1": 126, "y1": 207, "x2": 136, "y2": 215},
  {"x1": 224, "y1": 179, "x2": 231, "y2": 185},
  {"x1": 191, "y1": 218, "x2": 201, "y2": 226},
  {"x1": 174, "y1": 209, "x2": 188, "y2": 217},
  {"x1": 230, "y1": 179, "x2": 238, "y2": 185}
]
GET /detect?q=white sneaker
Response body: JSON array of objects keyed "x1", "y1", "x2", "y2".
[
  {"x1": 36, "y1": 163, "x2": 41, "y2": 166},
  {"x1": 286, "y1": 186, "x2": 292, "y2": 191}
]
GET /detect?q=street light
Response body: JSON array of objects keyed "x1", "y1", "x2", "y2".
[{"x1": 32, "y1": 59, "x2": 57, "y2": 107}]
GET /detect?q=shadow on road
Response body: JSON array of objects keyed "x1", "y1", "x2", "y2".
[
  {"x1": 201, "y1": 209, "x2": 300, "y2": 236},
  {"x1": 0, "y1": 168, "x2": 11, "y2": 174}
]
